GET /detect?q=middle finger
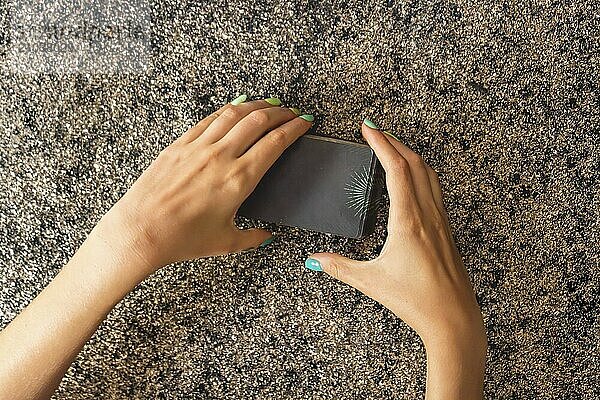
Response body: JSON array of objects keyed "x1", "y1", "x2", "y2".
[
  {"x1": 193, "y1": 98, "x2": 280, "y2": 145},
  {"x1": 220, "y1": 106, "x2": 298, "y2": 157},
  {"x1": 240, "y1": 114, "x2": 313, "y2": 181},
  {"x1": 381, "y1": 131, "x2": 438, "y2": 210}
]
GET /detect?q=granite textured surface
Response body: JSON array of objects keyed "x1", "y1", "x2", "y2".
[{"x1": 0, "y1": 0, "x2": 599, "y2": 399}]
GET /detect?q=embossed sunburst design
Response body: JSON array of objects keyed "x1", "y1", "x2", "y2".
[{"x1": 344, "y1": 165, "x2": 373, "y2": 217}]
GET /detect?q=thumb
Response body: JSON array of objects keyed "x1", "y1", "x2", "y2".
[
  {"x1": 305, "y1": 252, "x2": 365, "y2": 288},
  {"x1": 232, "y1": 228, "x2": 274, "y2": 253}
]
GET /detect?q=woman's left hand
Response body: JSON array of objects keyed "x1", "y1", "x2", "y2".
[
  {"x1": 0, "y1": 97, "x2": 314, "y2": 400},
  {"x1": 98, "y1": 97, "x2": 313, "y2": 273}
]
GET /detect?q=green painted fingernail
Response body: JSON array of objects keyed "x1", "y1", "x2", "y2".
[
  {"x1": 231, "y1": 94, "x2": 247, "y2": 105},
  {"x1": 383, "y1": 130, "x2": 399, "y2": 140},
  {"x1": 363, "y1": 118, "x2": 379, "y2": 129},
  {"x1": 264, "y1": 97, "x2": 281, "y2": 106},
  {"x1": 259, "y1": 236, "x2": 274, "y2": 248},
  {"x1": 305, "y1": 258, "x2": 323, "y2": 271},
  {"x1": 289, "y1": 107, "x2": 302, "y2": 116},
  {"x1": 299, "y1": 114, "x2": 314, "y2": 122}
]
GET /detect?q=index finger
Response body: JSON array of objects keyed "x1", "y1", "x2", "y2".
[
  {"x1": 360, "y1": 123, "x2": 420, "y2": 225},
  {"x1": 240, "y1": 114, "x2": 314, "y2": 180}
]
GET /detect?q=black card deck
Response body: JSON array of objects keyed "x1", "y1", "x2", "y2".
[{"x1": 238, "y1": 134, "x2": 383, "y2": 238}]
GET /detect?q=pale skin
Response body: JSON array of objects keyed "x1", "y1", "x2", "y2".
[{"x1": 0, "y1": 98, "x2": 486, "y2": 399}]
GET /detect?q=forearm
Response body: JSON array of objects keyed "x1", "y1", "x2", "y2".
[
  {"x1": 0, "y1": 97, "x2": 303, "y2": 399},
  {"x1": 423, "y1": 326, "x2": 487, "y2": 400},
  {"x1": 0, "y1": 213, "x2": 153, "y2": 400}
]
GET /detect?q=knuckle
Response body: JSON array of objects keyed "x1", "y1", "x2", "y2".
[
  {"x1": 158, "y1": 145, "x2": 179, "y2": 162},
  {"x1": 399, "y1": 213, "x2": 424, "y2": 235},
  {"x1": 225, "y1": 165, "x2": 251, "y2": 192},
  {"x1": 225, "y1": 175, "x2": 247, "y2": 195},
  {"x1": 207, "y1": 111, "x2": 220, "y2": 121},
  {"x1": 198, "y1": 146, "x2": 224, "y2": 166},
  {"x1": 391, "y1": 155, "x2": 410, "y2": 175},
  {"x1": 208, "y1": 145, "x2": 225, "y2": 159},
  {"x1": 222, "y1": 106, "x2": 244, "y2": 120},
  {"x1": 406, "y1": 152, "x2": 425, "y2": 168},
  {"x1": 248, "y1": 109, "x2": 271, "y2": 126},
  {"x1": 268, "y1": 128, "x2": 290, "y2": 149},
  {"x1": 429, "y1": 210, "x2": 445, "y2": 231},
  {"x1": 329, "y1": 261, "x2": 344, "y2": 281},
  {"x1": 232, "y1": 165, "x2": 251, "y2": 184}
]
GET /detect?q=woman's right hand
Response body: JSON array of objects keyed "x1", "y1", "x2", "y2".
[{"x1": 305, "y1": 121, "x2": 487, "y2": 399}]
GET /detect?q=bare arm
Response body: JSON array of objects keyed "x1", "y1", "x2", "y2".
[
  {"x1": 0, "y1": 96, "x2": 313, "y2": 400},
  {"x1": 306, "y1": 121, "x2": 487, "y2": 399},
  {"x1": 0, "y1": 214, "x2": 153, "y2": 399}
]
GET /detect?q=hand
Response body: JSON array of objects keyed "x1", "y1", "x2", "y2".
[
  {"x1": 306, "y1": 121, "x2": 486, "y2": 399},
  {"x1": 0, "y1": 96, "x2": 315, "y2": 400},
  {"x1": 98, "y1": 97, "x2": 313, "y2": 272}
]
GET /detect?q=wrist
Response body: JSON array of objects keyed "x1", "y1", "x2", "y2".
[
  {"x1": 421, "y1": 319, "x2": 487, "y2": 400},
  {"x1": 90, "y1": 205, "x2": 161, "y2": 280},
  {"x1": 423, "y1": 327, "x2": 487, "y2": 361},
  {"x1": 419, "y1": 305, "x2": 487, "y2": 351},
  {"x1": 420, "y1": 310, "x2": 487, "y2": 349},
  {"x1": 56, "y1": 217, "x2": 159, "y2": 313}
]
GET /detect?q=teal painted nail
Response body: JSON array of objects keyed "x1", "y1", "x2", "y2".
[
  {"x1": 259, "y1": 236, "x2": 274, "y2": 248},
  {"x1": 264, "y1": 97, "x2": 281, "y2": 106},
  {"x1": 363, "y1": 118, "x2": 379, "y2": 129},
  {"x1": 231, "y1": 94, "x2": 247, "y2": 105},
  {"x1": 299, "y1": 114, "x2": 314, "y2": 122},
  {"x1": 305, "y1": 258, "x2": 323, "y2": 271}
]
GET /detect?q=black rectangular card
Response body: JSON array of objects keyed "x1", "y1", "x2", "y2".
[{"x1": 238, "y1": 134, "x2": 383, "y2": 238}]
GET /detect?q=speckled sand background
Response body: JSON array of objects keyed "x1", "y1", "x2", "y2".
[{"x1": 0, "y1": 1, "x2": 599, "y2": 399}]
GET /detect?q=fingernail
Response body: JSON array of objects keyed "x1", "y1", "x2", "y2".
[
  {"x1": 264, "y1": 97, "x2": 281, "y2": 106},
  {"x1": 231, "y1": 94, "x2": 247, "y2": 105},
  {"x1": 383, "y1": 130, "x2": 400, "y2": 141},
  {"x1": 299, "y1": 114, "x2": 314, "y2": 122},
  {"x1": 305, "y1": 258, "x2": 323, "y2": 271},
  {"x1": 363, "y1": 118, "x2": 379, "y2": 130},
  {"x1": 289, "y1": 107, "x2": 302, "y2": 116},
  {"x1": 259, "y1": 236, "x2": 274, "y2": 248}
]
